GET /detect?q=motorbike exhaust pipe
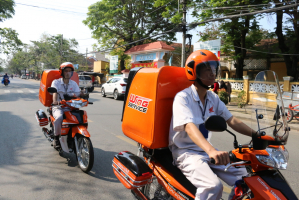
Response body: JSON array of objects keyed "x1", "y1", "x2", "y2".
[{"x1": 42, "y1": 128, "x2": 53, "y2": 143}]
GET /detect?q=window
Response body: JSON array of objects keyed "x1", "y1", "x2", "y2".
[
  {"x1": 106, "y1": 79, "x2": 113, "y2": 83},
  {"x1": 112, "y1": 78, "x2": 120, "y2": 83},
  {"x1": 83, "y1": 76, "x2": 92, "y2": 80},
  {"x1": 123, "y1": 78, "x2": 128, "y2": 83}
]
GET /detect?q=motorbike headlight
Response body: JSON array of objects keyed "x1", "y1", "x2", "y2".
[
  {"x1": 67, "y1": 100, "x2": 84, "y2": 108},
  {"x1": 256, "y1": 147, "x2": 288, "y2": 170}
]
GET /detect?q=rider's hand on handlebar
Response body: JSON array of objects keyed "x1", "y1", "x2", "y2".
[{"x1": 208, "y1": 150, "x2": 230, "y2": 165}]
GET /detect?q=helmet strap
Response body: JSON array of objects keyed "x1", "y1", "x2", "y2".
[{"x1": 196, "y1": 78, "x2": 210, "y2": 90}]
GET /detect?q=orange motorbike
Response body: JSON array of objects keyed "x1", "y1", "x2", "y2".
[
  {"x1": 112, "y1": 67, "x2": 297, "y2": 199},
  {"x1": 35, "y1": 70, "x2": 94, "y2": 173}
]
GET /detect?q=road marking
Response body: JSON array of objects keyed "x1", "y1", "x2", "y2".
[
  {"x1": 4, "y1": 90, "x2": 10, "y2": 93},
  {"x1": 223, "y1": 185, "x2": 231, "y2": 194},
  {"x1": 116, "y1": 135, "x2": 137, "y2": 146},
  {"x1": 29, "y1": 90, "x2": 36, "y2": 93},
  {"x1": 17, "y1": 90, "x2": 23, "y2": 93},
  {"x1": 88, "y1": 119, "x2": 93, "y2": 122}
]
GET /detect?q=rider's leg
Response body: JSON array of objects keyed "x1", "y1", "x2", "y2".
[
  {"x1": 210, "y1": 164, "x2": 247, "y2": 200},
  {"x1": 175, "y1": 152, "x2": 223, "y2": 200},
  {"x1": 52, "y1": 107, "x2": 64, "y2": 148}
]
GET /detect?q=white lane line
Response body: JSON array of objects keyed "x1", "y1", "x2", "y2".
[
  {"x1": 17, "y1": 90, "x2": 23, "y2": 93},
  {"x1": 29, "y1": 90, "x2": 36, "y2": 93},
  {"x1": 4, "y1": 90, "x2": 10, "y2": 93}
]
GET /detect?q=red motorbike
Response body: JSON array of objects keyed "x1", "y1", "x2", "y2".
[{"x1": 112, "y1": 67, "x2": 297, "y2": 199}]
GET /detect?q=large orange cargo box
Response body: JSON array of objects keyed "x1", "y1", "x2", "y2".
[
  {"x1": 39, "y1": 70, "x2": 79, "y2": 107},
  {"x1": 122, "y1": 66, "x2": 192, "y2": 149}
]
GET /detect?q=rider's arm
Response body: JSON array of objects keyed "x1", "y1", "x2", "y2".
[
  {"x1": 227, "y1": 116, "x2": 254, "y2": 137},
  {"x1": 53, "y1": 93, "x2": 59, "y2": 105},
  {"x1": 185, "y1": 123, "x2": 230, "y2": 165}
]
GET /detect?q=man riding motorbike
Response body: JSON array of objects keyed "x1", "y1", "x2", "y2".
[
  {"x1": 169, "y1": 50, "x2": 255, "y2": 200},
  {"x1": 51, "y1": 62, "x2": 84, "y2": 148}
]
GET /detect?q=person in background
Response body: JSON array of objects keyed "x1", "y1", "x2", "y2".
[
  {"x1": 219, "y1": 80, "x2": 227, "y2": 92},
  {"x1": 225, "y1": 81, "x2": 232, "y2": 104},
  {"x1": 212, "y1": 81, "x2": 219, "y2": 94}
]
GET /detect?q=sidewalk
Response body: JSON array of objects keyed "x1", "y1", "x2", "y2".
[{"x1": 226, "y1": 103, "x2": 299, "y2": 131}]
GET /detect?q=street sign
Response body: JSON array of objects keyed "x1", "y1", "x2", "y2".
[
  {"x1": 110, "y1": 55, "x2": 118, "y2": 73},
  {"x1": 73, "y1": 64, "x2": 79, "y2": 69},
  {"x1": 194, "y1": 39, "x2": 221, "y2": 60}
]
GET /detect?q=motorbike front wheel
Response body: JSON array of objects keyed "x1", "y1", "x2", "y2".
[
  {"x1": 75, "y1": 136, "x2": 94, "y2": 173},
  {"x1": 141, "y1": 176, "x2": 174, "y2": 200}
]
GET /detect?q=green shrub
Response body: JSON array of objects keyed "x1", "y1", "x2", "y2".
[
  {"x1": 237, "y1": 90, "x2": 246, "y2": 108},
  {"x1": 218, "y1": 89, "x2": 229, "y2": 105}
]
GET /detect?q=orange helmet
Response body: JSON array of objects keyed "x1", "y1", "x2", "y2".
[
  {"x1": 59, "y1": 62, "x2": 74, "y2": 77},
  {"x1": 185, "y1": 50, "x2": 220, "y2": 81}
]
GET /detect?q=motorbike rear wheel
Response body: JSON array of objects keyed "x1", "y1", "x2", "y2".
[
  {"x1": 75, "y1": 136, "x2": 94, "y2": 173},
  {"x1": 141, "y1": 176, "x2": 174, "y2": 200}
]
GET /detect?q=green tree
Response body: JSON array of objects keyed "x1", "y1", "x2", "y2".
[
  {"x1": 272, "y1": 0, "x2": 299, "y2": 80},
  {"x1": 6, "y1": 34, "x2": 86, "y2": 75},
  {"x1": 0, "y1": 0, "x2": 22, "y2": 54},
  {"x1": 155, "y1": 0, "x2": 269, "y2": 78},
  {"x1": 83, "y1": 0, "x2": 177, "y2": 71}
]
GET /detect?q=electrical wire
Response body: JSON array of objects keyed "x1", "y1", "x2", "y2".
[
  {"x1": 233, "y1": 45, "x2": 299, "y2": 56},
  {"x1": 188, "y1": 3, "x2": 299, "y2": 28},
  {"x1": 15, "y1": 3, "x2": 87, "y2": 15}
]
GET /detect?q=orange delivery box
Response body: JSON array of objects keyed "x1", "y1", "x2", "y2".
[
  {"x1": 122, "y1": 66, "x2": 192, "y2": 149},
  {"x1": 39, "y1": 69, "x2": 79, "y2": 107}
]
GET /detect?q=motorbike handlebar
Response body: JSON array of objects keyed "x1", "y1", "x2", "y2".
[{"x1": 210, "y1": 151, "x2": 239, "y2": 164}]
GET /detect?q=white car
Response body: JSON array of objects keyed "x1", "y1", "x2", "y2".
[
  {"x1": 79, "y1": 75, "x2": 94, "y2": 92},
  {"x1": 101, "y1": 77, "x2": 128, "y2": 100}
]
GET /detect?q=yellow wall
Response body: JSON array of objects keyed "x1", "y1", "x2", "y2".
[
  {"x1": 94, "y1": 61, "x2": 109, "y2": 84},
  {"x1": 94, "y1": 61, "x2": 109, "y2": 74},
  {"x1": 270, "y1": 62, "x2": 287, "y2": 81}
]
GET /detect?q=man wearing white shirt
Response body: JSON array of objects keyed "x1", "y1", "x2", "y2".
[
  {"x1": 51, "y1": 62, "x2": 82, "y2": 148},
  {"x1": 169, "y1": 50, "x2": 255, "y2": 200}
]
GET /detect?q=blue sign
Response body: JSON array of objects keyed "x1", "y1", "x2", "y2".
[
  {"x1": 136, "y1": 53, "x2": 156, "y2": 62},
  {"x1": 73, "y1": 64, "x2": 79, "y2": 69}
]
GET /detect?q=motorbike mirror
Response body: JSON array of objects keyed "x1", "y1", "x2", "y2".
[
  {"x1": 273, "y1": 105, "x2": 280, "y2": 121},
  {"x1": 204, "y1": 115, "x2": 227, "y2": 132},
  {"x1": 47, "y1": 87, "x2": 57, "y2": 93}
]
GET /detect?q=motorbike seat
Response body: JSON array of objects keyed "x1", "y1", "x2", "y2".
[{"x1": 152, "y1": 148, "x2": 196, "y2": 196}]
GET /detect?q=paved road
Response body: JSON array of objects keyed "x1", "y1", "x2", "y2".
[{"x1": 0, "y1": 78, "x2": 298, "y2": 199}]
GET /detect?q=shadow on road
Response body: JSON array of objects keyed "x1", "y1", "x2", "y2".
[
  {"x1": 88, "y1": 147, "x2": 120, "y2": 183},
  {"x1": 0, "y1": 111, "x2": 31, "y2": 167}
]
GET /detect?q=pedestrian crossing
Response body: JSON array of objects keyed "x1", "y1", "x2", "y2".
[{"x1": 0, "y1": 89, "x2": 38, "y2": 94}]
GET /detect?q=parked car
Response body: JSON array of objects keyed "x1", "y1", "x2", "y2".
[
  {"x1": 21, "y1": 75, "x2": 27, "y2": 79},
  {"x1": 79, "y1": 75, "x2": 94, "y2": 92},
  {"x1": 101, "y1": 77, "x2": 128, "y2": 100}
]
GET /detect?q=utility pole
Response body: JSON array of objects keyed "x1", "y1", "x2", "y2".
[
  {"x1": 86, "y1": 48, "x2": 88, "y2": 68},
  {"x1": 60, "y1": 34, "x2": 63, "y2": 63},
  {"x1": 181, "y1": 0, "x2": 187, "y2": 67}
]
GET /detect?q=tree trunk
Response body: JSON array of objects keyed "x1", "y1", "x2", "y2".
[
  {"x1": 120, "y1": 59, "x2": 125, "y2": 72},
  {"x1": 275, "y1": 6, "x2": 293, "y2": 76}
]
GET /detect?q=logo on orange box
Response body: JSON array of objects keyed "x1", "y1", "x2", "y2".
[{"x1": 128, "y1": 94, "x2": 152, "y2": 113}]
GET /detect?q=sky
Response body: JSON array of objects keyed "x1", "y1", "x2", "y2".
[{"x1": 1, "y1": 0, "x2": 278, "y2": 60}]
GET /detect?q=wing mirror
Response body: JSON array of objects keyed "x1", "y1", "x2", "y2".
[
  {"x1": 47, "y1": 87, "x2": 57, "y2": 94},
  {"x1": 204, "y1": 115, "x2": 227, "y2": 132}
]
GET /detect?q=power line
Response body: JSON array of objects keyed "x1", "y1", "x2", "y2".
[
  {"x1": 16, "y1": 3, "x2": 87, "y2": 15},
  {"x1": 233, "y1": 46, "x2": 299, "y2": 56},
  {"x1": 91, "y1": 27, "x2": 178, "y2": 54},
  {"x1": 188, "y1": 3, "x2": 299, "y2": 28}
]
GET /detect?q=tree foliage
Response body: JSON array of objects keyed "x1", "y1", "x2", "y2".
[
  {"x1": 83, "y1": 0, "x2": 178, "y2": 71},
  {"x1": 6, "y1": 34, "x2": 86, "y2": 75},
  {"x1": 0, "y1": 0, "x2": 22, "y2": 54},
  {"x1": 272, "y1": 0, "x2": 299, "y2": 80}
]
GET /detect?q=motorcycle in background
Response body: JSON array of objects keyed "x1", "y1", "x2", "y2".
[
  {"x1": 35, "y1": 87, "x2": 94, "y2": 173},
  {"x1": 112, "y1": 67, "x2": 297, "y2": 199},
  {"x1": 2, "y1": 77, "x2": 10, "y2": 86}
]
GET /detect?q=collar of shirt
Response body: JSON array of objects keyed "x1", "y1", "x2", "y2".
[
  {"x1": 190, "y1": 84, "x2": 212, "y2": 108},
  {"x1": 58, "y1": 78, "x2": 68, "y2": 85}
]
